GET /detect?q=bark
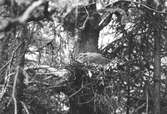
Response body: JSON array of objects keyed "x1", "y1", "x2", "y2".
[
  {"x1": 126, "y1": 32, "x2": 132, "y2": 114},
  {"x1": 153, "y1": 31, "x2": 161, "y2": 114},
  {"x1": 15, "y1": 26, "x2": 27, "y2": 114},
  {"x1": 151, "y1": 0, "x2": 162, "y2": 113}
]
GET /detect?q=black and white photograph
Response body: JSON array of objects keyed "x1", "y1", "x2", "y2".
[{"x1": 0, "y1": 0, "x2": 167, "y2": 114}]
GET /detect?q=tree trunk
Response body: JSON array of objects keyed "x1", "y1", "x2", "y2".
[
  {"x1": 126, "y1": 32, "x2": 132, "y2": 114},
  {"x1": 153, "y1": 31, "x2": 160, "y2": 114},
  {"x1": 15, "y1": 26, "x2": 27, "y2": 114},
  {"x1": 151, "y1": 0, "x2": 162, "y2": 113}
]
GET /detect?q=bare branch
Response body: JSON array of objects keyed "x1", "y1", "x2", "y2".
[
  {"x1": 20, "y1": 101, "x2": 30, "y2": 114},
  {"x1": 0, "y1": 43, "x2": 22, "y2": 73},
  {"x1": 69, "y1": 87, "x2": 83, "y2": 98},
  {"x1": 0, "y1": 73, "x2": 14, "y2": 100},
  {"x1": 79, "y1": 7, "x2": 89, "y2": 30}
]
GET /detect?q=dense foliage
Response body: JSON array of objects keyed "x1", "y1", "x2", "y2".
[{"x1": 0, "y1": 0, "x2": 167, "y2": 114}]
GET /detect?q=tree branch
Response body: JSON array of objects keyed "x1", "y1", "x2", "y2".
[
  {"x1": 0, "y1": 43, "x2": 22, "y2": 74},
  {"x1": 12, "y1": 66, "x2": 20, "y2": 114},
  {"x1": 20, "y1": 101, "x2": 30, "y2": 114}
]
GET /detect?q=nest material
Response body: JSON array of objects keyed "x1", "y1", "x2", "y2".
[{"x1": 76, "y1": 52, "x2": 110, "y2": 65}]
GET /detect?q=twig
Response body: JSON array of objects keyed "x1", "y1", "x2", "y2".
[
  {"x1": 20, "y1": 101, "x2": 30, "y2": 114},
  {"x1": 0, "y1": 61, "x2": 10, "y2": 74},
  {"x1": 0, "y1": 73, "x2": 15, "y2": 100},
  {"x1": 78, "y1": 96, "x2": 95, "y2": 104},
  {"x1": 79, "y1": 6, "x2": 89, "y2": 30},
  {"x1": 134, "y1": 103, "x2": 146, "y2": 113},
  {"x1": 0, "y1": 43, "x2": 22, "y2": 100},
  {"x1": 69, "y1": 87, "x2": 83, "y2": 98},
  {"x1": 12, "y1": 66, "x2": 20, "y2": 114},
  {"x1": 0, "y1": 43, "x2": 22, "y2": 73}
]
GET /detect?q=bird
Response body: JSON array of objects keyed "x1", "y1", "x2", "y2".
[{"x1": 75, "y1": 52, "x2": 110, "y2": 65}]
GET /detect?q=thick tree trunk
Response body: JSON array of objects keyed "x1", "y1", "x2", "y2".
[
  {"x1": 151, "y1": 0, "x2": 162, "y2": 113},
  {"x1": 153, "y1": 31, "x2": 160, "y2": 114}
]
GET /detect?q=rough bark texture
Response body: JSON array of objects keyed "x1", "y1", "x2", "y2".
[
  {"x1": 126, "y1": 34, "x2": 132, "y2": 114},
  {"x1": 16, "y1": 27, "x2": 27, "y2": 114},
  {"x1": 154, "y1": 31, "x2": 160, "y2": 114},
  {"x1": 152, "y1": 0, "x2": 161, "y2": 113}
]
